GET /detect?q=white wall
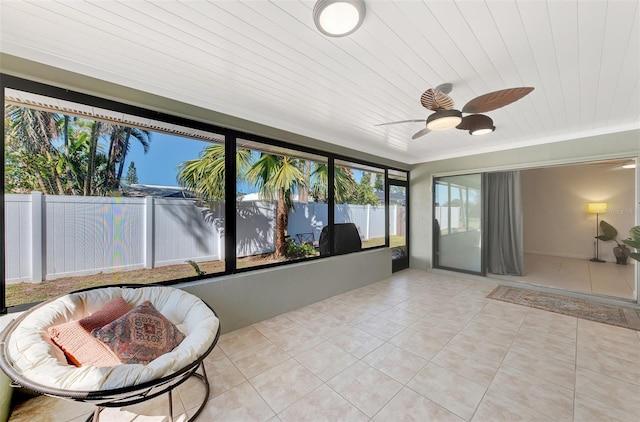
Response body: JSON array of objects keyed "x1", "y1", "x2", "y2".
[{"x1": 521, "y1": 164, "x2": 635, "y2": 262}]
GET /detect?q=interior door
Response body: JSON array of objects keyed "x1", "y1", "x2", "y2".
[{"x1": 433, "y1": 174, "x2": 484, "y2": 275}]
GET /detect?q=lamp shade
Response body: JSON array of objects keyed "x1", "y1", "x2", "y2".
[
  {"x1": 587, "y1": 202, "x2": 608, "y2": 214},
  {"x1": 313, "y1": 0, "x2": 366, "y2": 37}
]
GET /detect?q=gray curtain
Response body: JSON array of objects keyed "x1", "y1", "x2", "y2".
[{"x1": 486, "y1": 171, "x2": 524, "y2": 275}]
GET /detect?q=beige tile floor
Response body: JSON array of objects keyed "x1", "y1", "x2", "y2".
[
  {"x1": 491, "y1": 253, "x2": 637, "y2": 300},
  {"x1": 9, "y1": 269, "x2": 640, "y2": 421}
]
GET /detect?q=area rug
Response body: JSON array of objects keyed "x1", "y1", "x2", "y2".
[{"x1": 487, "y1": 286, "x2": 640, "y2": 331}]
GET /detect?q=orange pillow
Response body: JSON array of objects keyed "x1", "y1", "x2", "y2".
[{"x1": 48, "y1": 297, "x2": 132, "y2": 367}]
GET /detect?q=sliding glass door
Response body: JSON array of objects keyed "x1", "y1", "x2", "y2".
[{"x1": 433, "y1": 174, "x2": 483, "y2": 274}]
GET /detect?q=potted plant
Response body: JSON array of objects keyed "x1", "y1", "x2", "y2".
[
  {"x1": 597, "y1": 220, "x2": 630, "y2": 264},
  {"x1": 623, "y1": 226, "x2": 640, "y2": 263}
]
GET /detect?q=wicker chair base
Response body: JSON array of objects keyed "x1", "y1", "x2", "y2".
[{"x1": 84, "y1": 362, "x2": 210, "y2": 422}]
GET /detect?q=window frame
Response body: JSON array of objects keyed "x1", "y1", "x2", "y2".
[{"x1": 1, "y1": 74, "x2": 409, "y2": 312}]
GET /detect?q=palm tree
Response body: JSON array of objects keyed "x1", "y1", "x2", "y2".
[
  {"x1": 177, "y1": 144, "x2": 252, "y2": 207},
  {"x1": 55, "y1": 131, "x2": 92, "y2": 195},
  {"x1": 54, "y1": 117, "x2": 110, "y2": 196},
  {"x1": 245, "y1": 154, "x2": 306, "y2": 258},
  {"x1": 298, "y1": 160, "x2": 311, "y2": 203},
  {"x1": 178, "y1": 146, "x2": 318, "y2": 258},
  {"x1": 105, "y1": 126, "x2": 151, "y2": 191},
  {"x1": 84, "y1": 121, "x2": 104, "y2": 196},
  {"x1": 5, "y1": 105, "x2": 64, "y2": 194},
  {"x1": 310, "y1": 163, "x2": 355, "y2": 204}
]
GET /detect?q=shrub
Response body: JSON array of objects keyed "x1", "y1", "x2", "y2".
[{"x1": 286, "y1": 238, "x2": 316, "y2": 258}]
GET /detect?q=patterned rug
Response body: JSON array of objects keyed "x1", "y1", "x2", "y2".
[{"x1": 487, "y1": 285, "x2": 640, "y2": 331}]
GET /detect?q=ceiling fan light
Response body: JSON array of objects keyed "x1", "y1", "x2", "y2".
[
  {"x1": 313, "y1": 0, "x2": 366, "y2": 37},
  {"x1": 470, "y1": 126, "x2": 495, "y2": 135},
  {"x1": 463, "y1": 114, "x2": 495, "y2": 135},
  {"x1": 426, "y1": 109, "x2": 462, "y2": 131}
]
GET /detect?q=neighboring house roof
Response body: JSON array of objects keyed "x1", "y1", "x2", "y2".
[
  {"x1": 238, "y1": 193, "x2": 261, "y2": 202},
  {"x1": 238, "y1": 193, "x2": 309, "y2": 202},
  {"x1": 121, "y1": 183, "x2": 196, "y2": 199},
  {"x1": 376, "y1": 191, "x2": 406, "y2": 206}
]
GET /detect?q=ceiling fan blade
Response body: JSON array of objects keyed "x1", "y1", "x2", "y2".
[
  {"x1": 420, "y1": 89, "x2": 436, "y2": 110},
  {"x1": 412, "y1": 127, "x2": 430, "y2": 139},
  {"x1": 462, "y1": 87, "x2": 534, "y2": 113},
  {"x1": 420, "y1": 88, "x2": 455, "y2": 111},
  {"x1": 435, "y1": 83, "x2": 452, "y2": 94},
  {"x1": 375, "y1": 119, "x2": 424, "y2": 126}
]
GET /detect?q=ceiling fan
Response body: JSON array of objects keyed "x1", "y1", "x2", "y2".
[{"x1": 376, "y1": 84, "x2": 534, "y2": 139}]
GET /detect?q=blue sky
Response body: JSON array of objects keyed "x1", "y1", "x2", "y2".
[
  {"x1": 123, "y1": 133, "x2": 206, "y2": 186},
  {"x1": 123, "y1": 132, "x2": 258, "y2": 193},
  {"x1": 121, "y1": 131, "x2": 372, "y2": 194}
]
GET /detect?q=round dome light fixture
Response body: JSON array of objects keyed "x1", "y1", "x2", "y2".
[
  {"x1": 462, "y1": 114, "x2": 496, "y2": 135},
  {"x1": 426, "y1": 109, "x2": 463, "y2": 131},
  {"x1": 313, "y1": 0, "x2": 366, "y2": 37}
]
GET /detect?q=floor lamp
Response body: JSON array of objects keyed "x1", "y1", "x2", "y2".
[{"x1": 588, "y1": 202, "x2": 608, "y2": 263}]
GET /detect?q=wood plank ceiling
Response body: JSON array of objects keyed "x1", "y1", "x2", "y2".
[{"x1": 1, "y1": 0, "x2": 638, "y2": 165}]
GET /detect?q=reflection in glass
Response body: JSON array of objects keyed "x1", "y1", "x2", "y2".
[{"x1": 434, "y1": 174, "x2": 482, "y2": 273}]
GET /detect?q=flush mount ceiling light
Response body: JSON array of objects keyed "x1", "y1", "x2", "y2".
[
  {"x1": 622, "y1": 161, "x2": 636, "y2": 169},
  {"x1": 313, "y1": 0, "x2": 366, "y2": 37},
  {"x1": 458, "y1": 114, "x2": 496, "y2": 135},
  {"x1": 375, "y1": 84, "x2": 534, "y2": 139}
]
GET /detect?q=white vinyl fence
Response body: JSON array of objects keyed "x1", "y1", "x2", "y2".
[
  {"x1": 5, "y1": 193, "x2": 224, "y2": 283},
  {"x1": 5, "y1": 193, "x2": 403, "y2": 284},
  {"x1": 288, "y1": 203, "x2": 403, "y2": 242}
]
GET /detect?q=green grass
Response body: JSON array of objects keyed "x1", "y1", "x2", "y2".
[
  {"x1": 5, "y1": 260, "x2": 225, "y2": 307},
  {"x1": 362, "y1": 235, "x2": 405, "y2": 249}
]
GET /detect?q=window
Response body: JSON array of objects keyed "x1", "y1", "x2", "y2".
[
  {"x1": 2, "y1": 75, "x2": 409, "y2": 311},
  {"x1": 4, "y1": 88, "x2": 225, "y2": 307},
  {"x1": 334, "y1": 160, "x2": 386, "y2": 249},
  {"x1": 235, "y1": 139, "x2": 327, "y2": 269},
  {"x1": 388, "y1": 169, "x2": 409, "y2": 271}
]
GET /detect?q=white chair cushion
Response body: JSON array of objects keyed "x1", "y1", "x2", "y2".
[{"x1": 5, "y1": 286, "x2": 219, "y2": 391}]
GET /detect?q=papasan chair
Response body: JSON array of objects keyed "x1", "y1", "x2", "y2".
[{"x1": 0, "y1": 284, "x2": 220, "y2": 422}]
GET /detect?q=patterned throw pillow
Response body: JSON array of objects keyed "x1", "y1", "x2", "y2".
[
  {"x1": 92, "y1": 301, "x2": 185, "y2": 365},
  {"x1": 48, "y1": 296, "x2": 132, "y2": 367}
]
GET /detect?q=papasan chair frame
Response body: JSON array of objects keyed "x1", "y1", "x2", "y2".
[{"x1": 0, "y1": 284, "x2": 221, "y2": 422}]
